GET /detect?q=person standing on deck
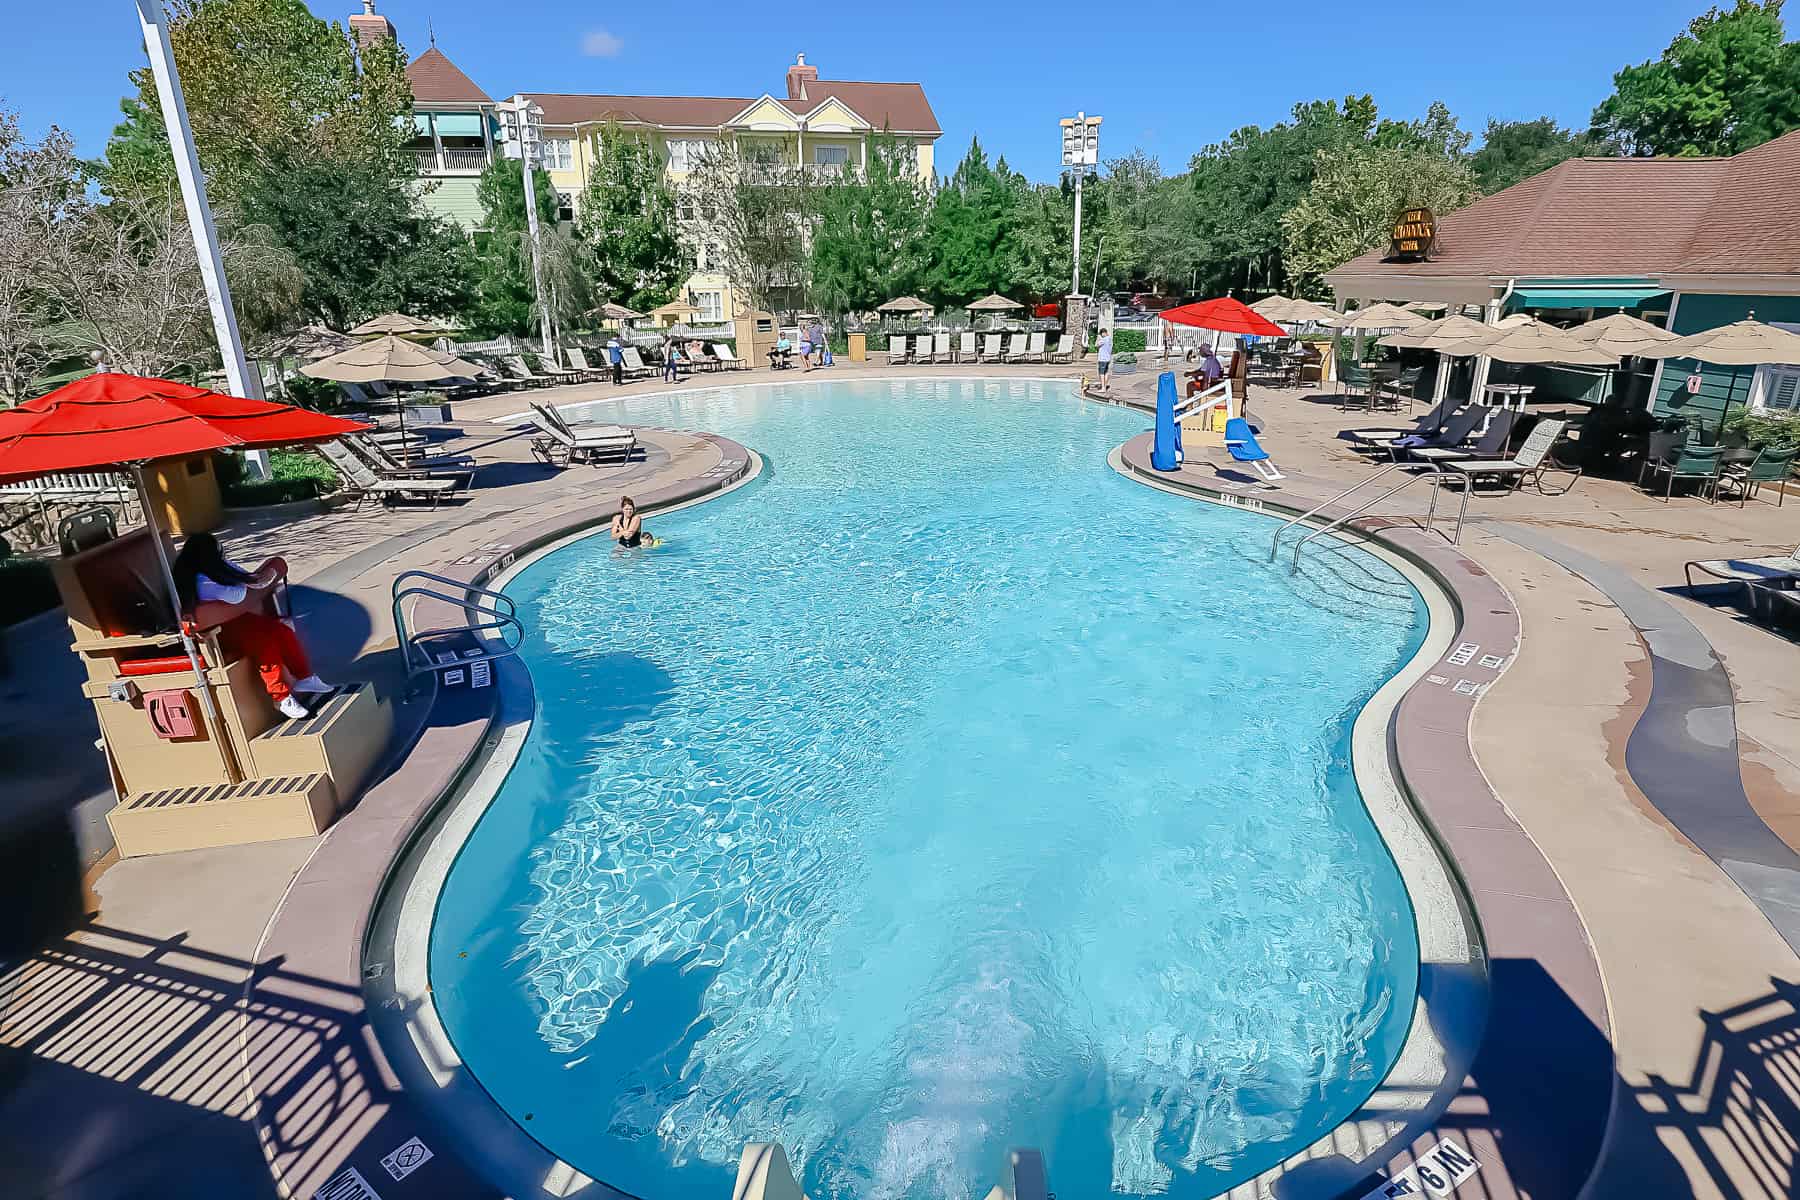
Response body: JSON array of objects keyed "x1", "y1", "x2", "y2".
[
  {"x1": 607, "y1": 334, "x2": 624, "y2": 386},
  {"x1": 1096, "y1": 330, "x2": 1113, "y2": 394}
]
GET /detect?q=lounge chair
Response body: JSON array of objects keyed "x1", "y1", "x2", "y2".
[
  {"x1": 1639, "y1": 443, "x2": 1724, "y2": 501},
  {"x1": 1715, "y1": 445, "x2": 1797, "y2": 508},
  {"x1": 1049, "y1": 333, "x2": 1076, "y2": 363},
  {"x1": 1407, "y1": 409, "x2": 1518, "y2": 466},
  {"x1": 914, "y1": 335, "x2": 934, "y2": 363},
  {"x1": 343, "y1": 431, "x2": 478, "y2": 481},
  {"x1": 1021, "y1": 332, "x2": 1047, "y2": 363},
  {"x1": 884, "y1": 337, "x2": 909, "y2": 366},
  {"x1": 527, "y1": 403, "x2": 636, "y2": 465},
  {"x1": 1373, "y1": 404, "x2": 1487, "y2": 461},
  {"x1": 957, "y1": 333, "x2": 977, "y2": 362},
  {"x1": 1684, "y1": 542, "x2": 1800, "y2": 596},
  {"x1": 979, "y1": 334, "x2": 1004, "y2": 363},
  {"x1": 1439, "y1": 419, "x2": 1578, "y2": 494},
  {"x1": 711, "y1": 343, "x2": 745, "y2": 370},
  {"x1": 932, "y1": 333, "x2": 952, "y2": 364},
  {"x1": 531, "y1": 352, "x2": 583, "y2": 384},
  {"x1": 1345, "y1": 397, "x2": 1457, "y2": 450},
  {"x1": 619, "y1": 347, "x2": 655, "y2": 379},
  {"x1": 316, "y1": 440, "x2": 460, "y2": 508},
  {"x1": 503, "y1": 355, "x2": 553, "y2": 388},
  {"x1": 1003, "y1": 333, "x2": 1027, "y2": 362},
  {"x1": 565, "y1": 348, "x2": 609, "y2": 381},
  {"x1": 1749, "y1": 582, "x2": 1800, "y2": 628}
]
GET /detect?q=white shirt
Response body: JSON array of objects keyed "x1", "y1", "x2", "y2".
[
  {"x1": 1098, "y1": 335, "x2": 1113, "y2": 363},
  {"x1": 195, "y1": 560, "x2": 250, "y2": 606}
]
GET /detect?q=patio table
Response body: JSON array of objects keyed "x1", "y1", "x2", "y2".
[{"x1": 1481, "y1": 383, "x2": 1534, "y2": 411}]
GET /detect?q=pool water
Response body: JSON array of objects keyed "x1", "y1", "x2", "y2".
[{"x1": 428, "y1": 378, "x2": 1426, "y2": 1200}]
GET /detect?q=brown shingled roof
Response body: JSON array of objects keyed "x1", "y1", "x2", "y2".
[
  {"x1": 407, "y1": 47, "x2": 492, "y2": 105},
  {"x1": 524, "y1": 79, "x2": 939, "y2": 135},
  {"x1": 1331, "y1": 129, "x2": 1800, "y2": 280}
]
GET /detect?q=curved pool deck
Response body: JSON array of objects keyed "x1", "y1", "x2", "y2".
[{"x1": 238, "y1": 380, "x2": 1612, "y2": 1200}]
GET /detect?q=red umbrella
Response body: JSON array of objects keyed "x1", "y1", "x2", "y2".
[
  {"x1": 1159, "y1": 297, "x2": 1287, "y2": 337},
  {"x1": 0, "y1": 373, "x2": 368, "y2": 780}
]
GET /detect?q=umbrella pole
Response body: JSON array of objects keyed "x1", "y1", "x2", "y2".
[{"x1": 134, "y1": 465, "x2": 243, "y2": 785}]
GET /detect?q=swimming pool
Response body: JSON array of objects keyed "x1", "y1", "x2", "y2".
[{"x1": 428, "y1": 378, "x2": 1427, "y2": 1200}]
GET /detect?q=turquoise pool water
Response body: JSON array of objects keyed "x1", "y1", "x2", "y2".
[{"x1": 429, "y1": 378, "x2": 1426, "y2": 1200}]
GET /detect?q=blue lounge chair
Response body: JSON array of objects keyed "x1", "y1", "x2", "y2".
[{"x1": 1224, "y1": 417, "x2": 1283, "y2": 482}]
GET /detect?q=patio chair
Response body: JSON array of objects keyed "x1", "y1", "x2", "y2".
[
  {"x1": 315, "y1": 440, "x2": 461, "y2": 508},
  {"x1": 1639, "y1": 443, "x2": 1724, "y2": 501},
  {"x1": 343, "y1": 431, "x2": 478, "y2": 482},
  {"x1": 527, "y1": 403, "x2": 636, "y2": 466},
  {"x1": 1003, "y1": 333, "x2": 1027, "y2": 362},
  {"x1": 619, "y1": 347, "x2": 655, "y2": 378},
  {"x1": 883, "y1": 336, "x2": 909, "y2": 366},
  {"x1": 913, "y1": 335, "x2": 934, "y2": 362},
  {"x1": 980, "y1": 334, "x2": 1004, "y2": 363},
  {"x1": 1377, "y1": 366, "x2": 1424, "y2": 410},
  {"x1": 1440, "y1": 419, "x2": 1580, "y2": 495},
  {"x1": 1715, "y1": 445, "x2": 1797, "y2": 508},
  {"x1": 1022, "y1": 332, "x2": 1048, "y2": 363},
  {"x1": 503, "y1": 356, "x2": 553, "y2": 388},
  {"x1": 1408, "y1": 409, "x2": 1518, "y2": 466},
  {"x1": 1338, "y1": 363, "x2": 1373, "y2": 410},
  {"x1": 1049, "y1": 334, "x2": 1076, "y2": 363},
  {"x1": 957, "y1": 332, "x2": 977, "y2": 362},
  {"x1": 711, "y1": 343, "x2": 745, "y2": 370}
]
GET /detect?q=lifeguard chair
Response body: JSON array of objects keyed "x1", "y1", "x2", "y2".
[{"x1": 50, "y1": 525, "x2": 391, "y2": 857}]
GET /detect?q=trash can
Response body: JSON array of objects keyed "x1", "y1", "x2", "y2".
[{"x1": 848, "y1": 332, "x2": 867, "y2": 362}]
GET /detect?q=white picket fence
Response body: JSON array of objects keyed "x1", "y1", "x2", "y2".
[{"x1": 0, "y1": 469, "x2": 129, "y2": 499}]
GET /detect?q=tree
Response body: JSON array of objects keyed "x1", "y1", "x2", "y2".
[
  {"x1": 105, "y1": 0, "x2": 414, "y2": 202},
  {"x1": 240, "y1": 157, "x2": 473, "y2": 331},
  {"x1": 464, "y1": 159, "x2": 588, "y2": 339},
  {"x1": 1470, "y1": 118, "x2": 1597, "y2": 193},
  {"x1": 1591, "y1": 0, "x2": 1800, "y2": 156},
  {"x1": 0, "y1": 112, "x2": 81, "y2": 402},
  {"x1": 1281, "y1": 144, "x2": 1479, "y2": 294},
  {"x1": 574, "y1": 128, "x2": 688, "y2": 313},
  {"x1": 923, "y1": 138, "x2": 1021, "y2": 304},
  {"x1": 686, "y1": 143, "x2": 815, "y2": 312},
  {"x1": 808, "y1": 132, "x2": 932, "y2": 314}
]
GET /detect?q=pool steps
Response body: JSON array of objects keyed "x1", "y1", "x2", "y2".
[{"x1": 729, "y1": 1143, "x2": 1049, "y2": 1200}]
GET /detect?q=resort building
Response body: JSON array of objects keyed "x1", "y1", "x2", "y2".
[
  {"x1": 1327, "y1": 128, "x2": 1800, "y2": 425},
  {"x1": 380, "y1": 2, "x2": 941, "y2": 324}
]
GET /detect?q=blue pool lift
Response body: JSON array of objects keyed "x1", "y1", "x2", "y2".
[{"x1": 1224, "y1": 417, "x2": 1284, "y2": 483}]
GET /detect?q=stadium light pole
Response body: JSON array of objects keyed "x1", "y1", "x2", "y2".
[
  {"x1": 133, "y1": 0, "x2": 268, "y2": 478},
  {"x1": 1060, "y1": 112, "x2": 1101, "y2": 297},
  {"x1": 497, "y1": 96, "x2": 557, "y2": 363}
]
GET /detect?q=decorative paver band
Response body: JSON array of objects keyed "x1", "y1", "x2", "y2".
[
  {"x1": 1496, "y1": 522, "x2": 1800, "y2": 954},
  {"x1": 1116, "y1": 430, "x2": 1613, "y2": 1200}
]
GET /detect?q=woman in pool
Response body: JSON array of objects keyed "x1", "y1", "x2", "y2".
[{"x1": 611, "y1": 496, "x2": 651, "y2": 548}]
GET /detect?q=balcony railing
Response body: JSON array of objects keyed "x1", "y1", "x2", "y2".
[{"x1": 412, "y1": 146, "x2": 490, "y2": 175}]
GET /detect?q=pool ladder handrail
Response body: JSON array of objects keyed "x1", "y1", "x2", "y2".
[
  {"x1": 391, "y1": 568, "x2": 525, "y2": 682},
  {"x1": 1269, "y1": 461, "x2": 1451, "y2": 568}
]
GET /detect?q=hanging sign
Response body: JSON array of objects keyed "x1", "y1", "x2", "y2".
[{"x1": 1387, "y1": 207, "x2": 1438, "y2": 262}]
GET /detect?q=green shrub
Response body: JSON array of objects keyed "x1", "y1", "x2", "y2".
[
  {"x1": 283, "y1": 375, "x2": 341, "y2": 410},
  {"x1": 1088, "y1": 329, "x2": 1147, "y2": 353},
  {"x1": 1722, "y1": 408, "x2": 1800, "y2": 452},
  {"x1": 0, "y1": 556, "x2": 59, "y2": 626},
  {"x1": 218, "y1": 448, "x2": 338, "y2": 507}
]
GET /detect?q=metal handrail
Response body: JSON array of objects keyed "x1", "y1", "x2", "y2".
[
  {"x1": 1269, "y1": 461, "x2": 1411, "y2": 562},
  {"x1": 1288, "y1": 463, "x2": 1449, "y2": 568},
  {"x1": 391, "y1": 568, "x2": 524, "y2": 681}
]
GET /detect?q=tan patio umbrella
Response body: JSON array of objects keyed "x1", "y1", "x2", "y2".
[
  {"x1": 967, "y1": 293, "x2": 1023, "y2": 312},
  {"x1": 348, "y1": 312, "x2": 440, "y2": 337},
  {"x1": 877, "y1": 296, "x2": 934, "y2": 314},
  {"x1": 1378, "y1": 313, "x2": 1492, "y2": 350},
  {"x1": 1253, "y1": 295, "x2": 1342, "y2": 327},
  {"x1": 1336, "y1": 302, "x2": 1432, "y2": 332},
  {"x1": 1639, "y1": 318, "x2": 1800, "y2": 366},
  {"x1": 301, "y1": 334, "x2": 484, "y2": 450},
  {"x1": 593, "y1": 301, "x2": 646, "y2": 324},
  {"x1": 1565, "y1": 312, "x2": 1680, "y2": 359},
  {"x1": 1435, "y1": 321, "x2": 1616, "y2": 366}
]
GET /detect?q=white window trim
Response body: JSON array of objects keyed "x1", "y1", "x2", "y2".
[{"x1": 1750, "y1": 322, "x2": 1800, "y2": 411}]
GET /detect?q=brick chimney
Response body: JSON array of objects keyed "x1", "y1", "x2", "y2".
[
  {"x1": 785, "y1": 52, "x2": 818, "y2": 101},
  {"x1": 348, "y1": 0, "x2": 395, "y2": 51}
]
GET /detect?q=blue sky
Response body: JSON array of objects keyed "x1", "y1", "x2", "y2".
[{"x1": 7, "y1": 0, "x2": 1712, "y2": 180}]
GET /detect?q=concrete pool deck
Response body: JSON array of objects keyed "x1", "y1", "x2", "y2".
[{"x1": 5, "y1": 362, "x2": 1799, "y2": 1200}]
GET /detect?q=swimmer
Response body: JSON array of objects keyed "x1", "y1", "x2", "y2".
[{"x1": 611, "y1": 496, "x2": 649, "y2": 548}]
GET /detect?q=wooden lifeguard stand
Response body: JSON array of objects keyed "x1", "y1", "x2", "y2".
[{"x1": 51, "y1": 526, "x2": 391, "y2": 857}]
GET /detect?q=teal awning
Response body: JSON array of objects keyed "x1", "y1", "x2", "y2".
[
  {"x1": 432, "y1": 113, "x2": 485, "y2": 138},
  {"x1": 1511, "y1": 285, "x2": 1669, "y2": 310}
]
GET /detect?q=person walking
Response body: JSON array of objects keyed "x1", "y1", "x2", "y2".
[
  {"x1": 810, "y1": 319, "x2": 830, "y2": 367},
  {"x1": 662, "y1": 338, "x2": 681, "y2": 383},
  {"x1": 607, "y1": 334, "x2": 624, "y2": 386}
]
